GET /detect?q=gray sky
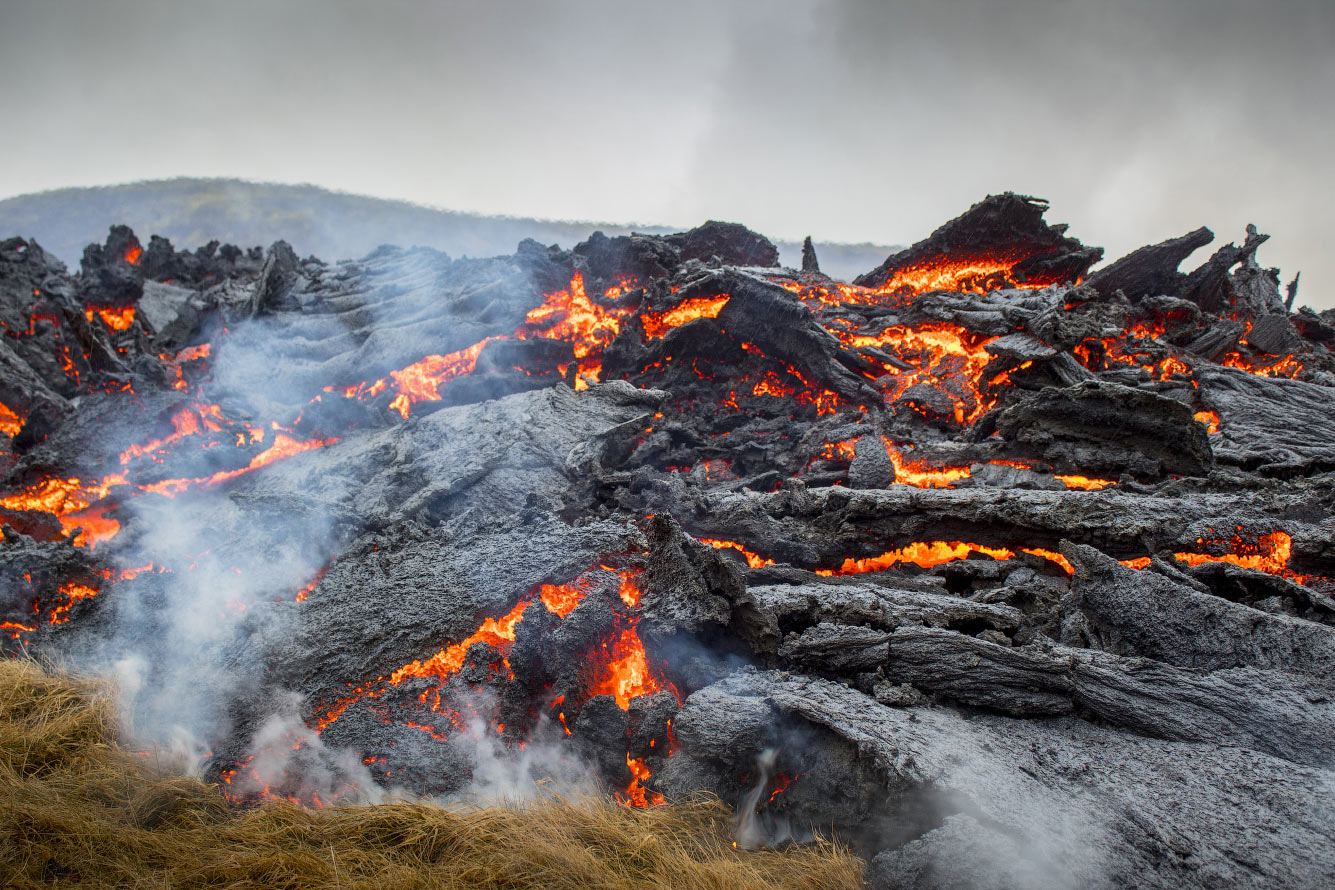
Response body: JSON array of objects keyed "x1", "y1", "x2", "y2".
[{"x1": 3, "y1": 0, "x2": 1332, "y2": 307}]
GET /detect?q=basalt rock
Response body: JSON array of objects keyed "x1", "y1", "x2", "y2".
[{"x1": 2, "y1": 197, "x2": 1333, "y2": 889}]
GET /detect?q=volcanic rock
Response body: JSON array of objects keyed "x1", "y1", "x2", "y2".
[{"x1": 2, "y1": 196, "x2": 1333, "y2": 889}]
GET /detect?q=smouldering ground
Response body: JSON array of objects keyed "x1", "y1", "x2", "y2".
[{"x1": 0, "y1": 658, "x2": 863, "y2": 890}]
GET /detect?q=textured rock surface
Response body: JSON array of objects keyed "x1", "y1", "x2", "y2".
[{"x1": 2, "y1": 196, "x2": 1333, "y2": 888}]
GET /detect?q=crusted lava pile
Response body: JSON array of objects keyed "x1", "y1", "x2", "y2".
[{"x1": 3, "y1": 195, "x2": 1335, "y2": 889}]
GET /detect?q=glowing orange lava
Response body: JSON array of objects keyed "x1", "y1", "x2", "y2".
[
  {"x1": 123, "y1": 245, "x2": 143, "y2": 265},
  {"x1": 587, "y1": 627, "x2": 674, "y2": 710},
  {"x1": 515, "y1": 272, "x2": 634, "y2": 380},
  {"x1": 84, "y1": 304, "x2": 136, "y2": 331},
  {"x1": 118, "y1": 403, "x2": 226, "y2": 464},
  {"x1": 1120, "y1": 531, "x2": 1320, "y2": 586},
  {"x1": 816, "y1": 541, "x2": 1014, "y2": 576},
  {"x1": 1019, "y1": 547, "x2": 1074, "y2": 575},
  {"x1": 1220, "y1": 352, "x2": 1304, "y2": 379},
  {"x1": 143, "y1": 432, "x2": 339, "y2": 496},
  {"x1": 699, "y1": 538, "x2": 775, "y2": 569},
  {"x1": 1055, "y1": 474, "x2": 1116, "y2": 491},
  {"x1": 49, "y1": 582, "x2": 99, "y2": 624},
  {"x1": 641, "y1": 295, "x2": 730, "y2": 339},
  {"x1": 389, "y1": 600, "x2": 529, "y2": 685},
  {"x1": 1193, "y1": 410, "x2": 1221, "y2": 433},
  {"x1": 538, "y1": 577, "x2": 588, "y2": 619},
  {"x1": 0, "y1": 402, "x2": 23, "y2": 437},
  {"x1": 870, "y1": 254, "x2": 1056, "y2": 298},
  {"x1": 881, "y1": 437, "x2": 971, "y2": 487},
  {"x1": 58, "y1": 505, "x2": 121, "y2": 549},
  {"x1": 620, "y1": 754, "x2": 665, "y2": 807},
  {"x1": 2, "y1": 620, "x2": 35, "y2": 640}
]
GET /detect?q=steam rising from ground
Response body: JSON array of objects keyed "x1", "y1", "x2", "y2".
[{"x1": 84, "y1": 277, "x2": 612, "y2": 808}]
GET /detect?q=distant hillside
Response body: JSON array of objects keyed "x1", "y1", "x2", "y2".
[{"x1": 0, "y1": 178, "x2": 896, "y2": 281}]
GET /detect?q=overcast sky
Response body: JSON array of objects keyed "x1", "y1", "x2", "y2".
[{"x1": 3, "y1": 0, "x2": 1331, "y2": 307}]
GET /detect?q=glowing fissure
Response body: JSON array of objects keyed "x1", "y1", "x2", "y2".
[
  {"x1": 309, "y1": 564, "x2": 677, "y2": 806},
  {"x1": 1121, "y1": 530, "x2": 1320, "y2": 585},
  {"x1": 816, "y1": 541, "x2": 1015, "y2": 576},
  {"x1": 84, "y1": 304, "x2": 136, "y2": 331},
  {"x1": 881, "y1": 437, "x2": 971, "y2": 488}
]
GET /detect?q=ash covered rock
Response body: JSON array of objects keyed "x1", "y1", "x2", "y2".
[{"x1": 2, "y1": 197, "x2": 1334, "y2": 888}]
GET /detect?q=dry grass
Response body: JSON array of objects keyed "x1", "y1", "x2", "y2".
[{"x1": 0, "y1": 658, "x2": 865, "y2": 889}]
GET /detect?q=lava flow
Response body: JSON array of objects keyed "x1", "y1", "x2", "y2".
[{"x1": 306, "y1": 564, "x2": 677, "y2": 806}]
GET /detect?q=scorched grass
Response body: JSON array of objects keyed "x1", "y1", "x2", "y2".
[{"x1": 0, "y1": 658, "x2": 864, "y2": 889}]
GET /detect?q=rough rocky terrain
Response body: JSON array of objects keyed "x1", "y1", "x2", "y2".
[{"x1": 2, "y1": 194, "x2": 1333, "y2": 888}]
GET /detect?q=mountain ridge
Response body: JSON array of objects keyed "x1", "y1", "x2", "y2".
[{"x1": 0, "y1": 178, "x2": 897, "y2": 280}]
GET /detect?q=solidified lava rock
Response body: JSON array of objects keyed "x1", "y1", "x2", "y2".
[{"x1": 2, "y1": 197, "x2": 1334, "y2": 889}]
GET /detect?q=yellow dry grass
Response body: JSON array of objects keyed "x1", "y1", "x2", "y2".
[{"x1": 0, "y1": 658, "x2": 864, "y2": 889}]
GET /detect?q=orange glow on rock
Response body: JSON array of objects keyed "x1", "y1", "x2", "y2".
[
  {"x1": 881, "y1": 437, "x2": 971, "y2": 488},
  {"x1": 2, "y1": 620, "x2": 35, "y2": 639},
  {"x1": 1054, "y1": 474, "x2": 1116, "y2": 491},
  {"x1": 640, "y1": 295, "x2": 730, "y2": 339},
  {"x1": 390, "y1": 600, "x2": 529, "y2": 685},
  {"x1": 123, "y1": 245, "x2": 143, "y2": 265},
  {"x1": 84, "y1": 304, "x2": 136, "y2": 331},
  {"x1": 1193, "y1": 410, "x2": 1221, "y2": 433},
  {"x1": 144, "y1": 432, "x2": 339, "y2": 495},
  {"x1": 49, "y1": 582, "x2": 99, "y2": 624},
  {"x1": 118, "y1": 403, "x2": 226, "y2": 465},
  {"x1": 620, "y1": 754, "x2": 665, "y2": 808},
  {"x1": 1120, "y1": 531, "x2": 1321, "y2": 586},
  {"x1": 517, "y1": 272, "x2": 632, "y2": 374},
  {"x1": 1019, "y1": 547, "x2": 1074, "y2": 575},
  {"x1": 587, "y1": 627, "x2": 673, "y2": 710},
  {"x1": 874, "y1": 256, "x2": 1052, "y2": 297},
  {"x1": 1220, "y1": 352, "x2": 1305, "y2": 379},
  {"x1": 58, "y1": 505, "x2": 121, "y2": 549},
  {"x1": 699, "y1": 538, "x2": 775, "y2": 569},
  {"x1": 0, "y1": 402, "x2": 24, "y2": 437},
  {"x1": 816, "y1": 541, "x2": 1015, "y2": 576},
  {"x1": 538, "y1": 578, "x2": 586, "y2": 619}
]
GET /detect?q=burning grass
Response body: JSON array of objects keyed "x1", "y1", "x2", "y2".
[{"x1": 0, "y1": 659, "x2": 864, "y2": 890}]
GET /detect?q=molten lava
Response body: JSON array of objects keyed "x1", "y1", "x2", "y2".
[
  {"x1": 817, "y1": 541, "x2": 1015, "y2": 576},
  {"x1": 1120, "y1": 530, "x2": 1321, "y2": 586},
  {"x1": 0, "y1": 402, "x2": 23, "y2": 437},
  {"x1": 389, "y1": 600, "x2": 529, "y2": 685},
  {"x1": 699, "y1": 539, "x2": 775, "y2": 569},
  {"x1": 49, "y1": 581, "x2": 99, "y2": 624},
  {"x1": 84, "y1": 304, "x2": 136, "y2": 331},
  {"x1": 1194, "y1": 410, "x2": 1222, "y2": 433},
  {"x1": 881, "y1": 437, "x2": 971, "y2": 488},
  {"x1": 621, "y1": 754, "x2": 665, "y2": 807},
  {"x1": 143, "y1": 432, "x2": 339, "y2": 496},
  {"x1": 870, "y1": 252, "x2": 1059, "y2": 298},
  {"x1": 118, "y1": 403, "x2": 226, "y2": 464},
  {"x1": 1055, "y1": 474, "x2": 1116, "y2": 491},
  {"x1": 587, "y1": 627, "x2": 676, "y2": 710},
  {"x1": 640, "y1": 295, "x2": 730, "y2": 339},
  {"x1": 516, "y1": 271, "x2": 635, "y2": 380}
]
